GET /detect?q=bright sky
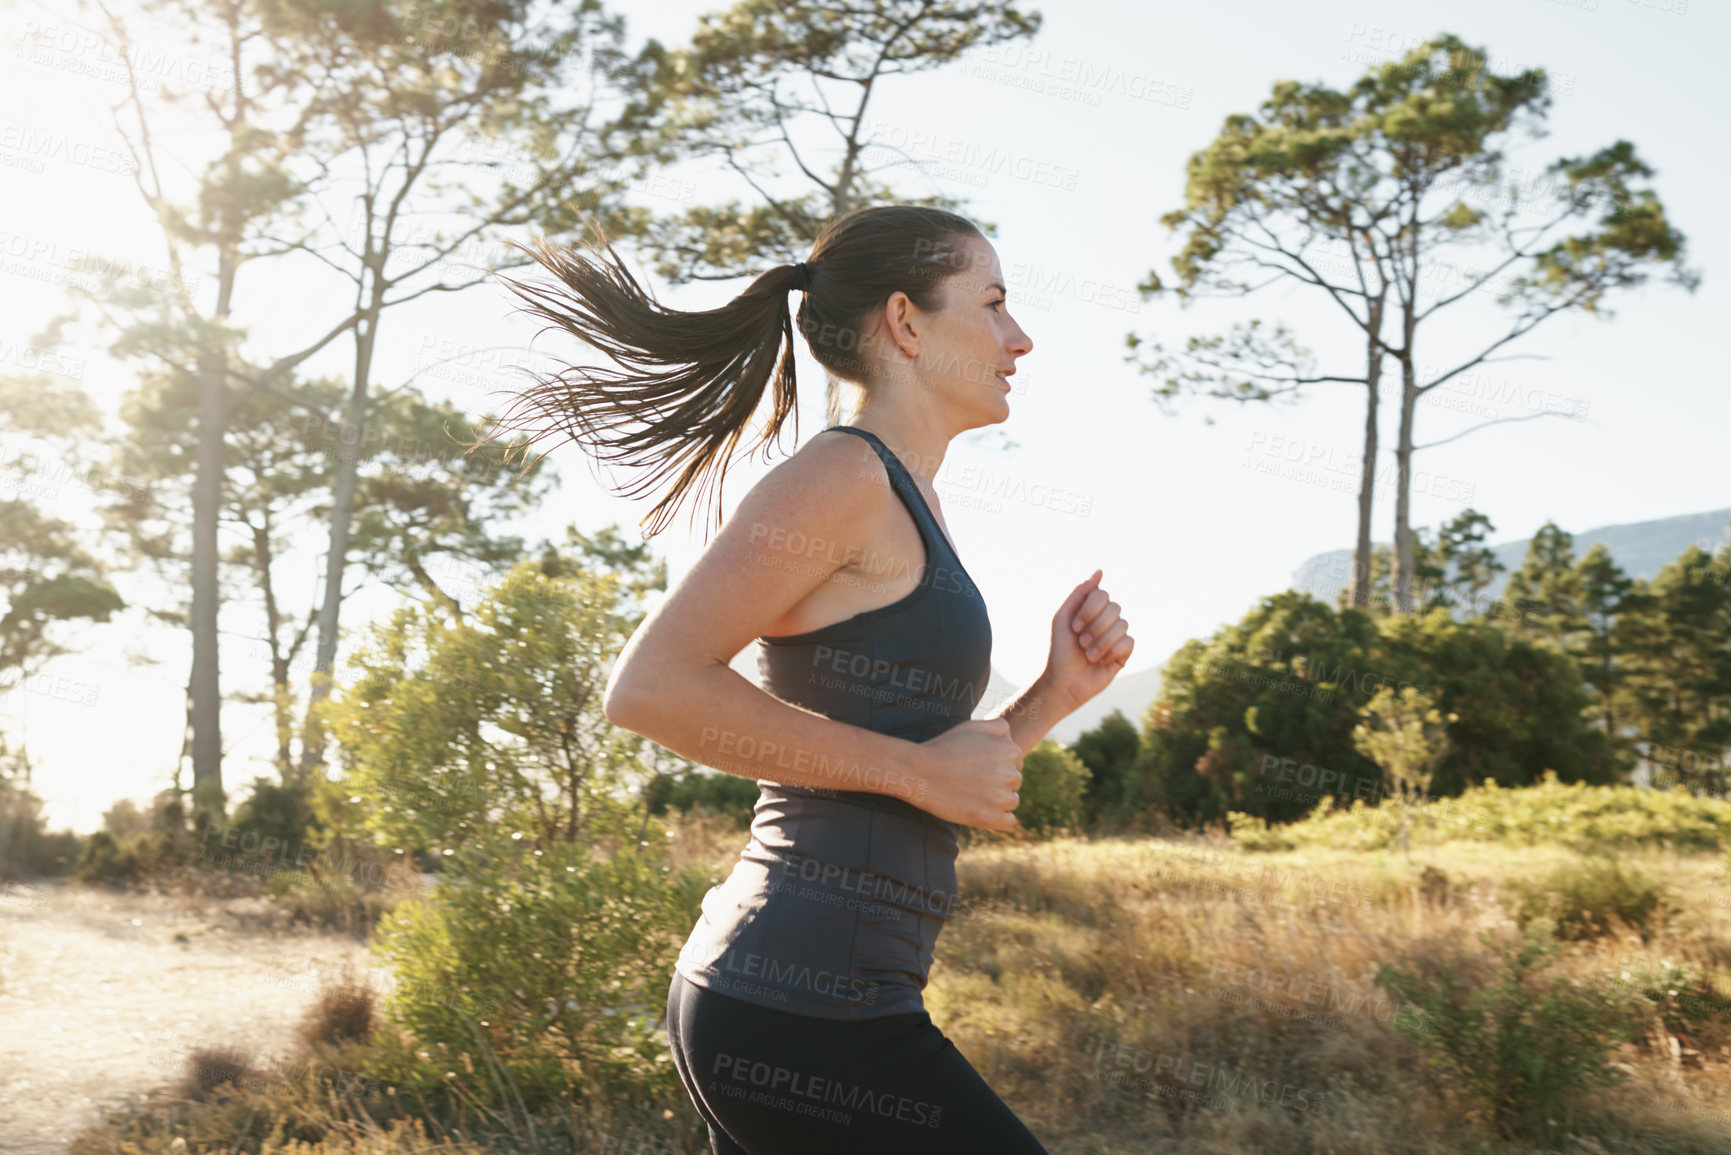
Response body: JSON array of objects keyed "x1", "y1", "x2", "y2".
[{"x1": 2, "y1": 0, "x2": 1722, "y2": 831}]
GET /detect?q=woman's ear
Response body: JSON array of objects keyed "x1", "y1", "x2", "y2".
[{"x1": 881, "y1": 290, "x2": 921, "y2": 359}]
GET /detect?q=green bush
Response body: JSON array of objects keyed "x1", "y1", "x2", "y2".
[
  {"x1": 231, "y1": 777, "x2": 322, "y2": 855},
  {"x1": 645, "y1": 767, "x2": 760, "y2": 826},
  {"x1": 1375, "y1": 923, "x2": 1635, "y2": 1145},
  {"x1": 73, "y1": 822, "x2": 200, "y2": 885},
  {"x1": 325, "y1": 563, "x2": 650, "y2": 855},
  {"x1": 1016, "y1": 740, "x2": 1091, "y2": 837},
  {"x1": 368, "y1": 830, "x2": 710, "y2": 1111},
  {"x1": 1142, "y1": 591, "x2": 1613, "y2": 829},
  {"x1": 75, "y1": 829, "x2": 140, "y2": 883},
  {"x1": 1231, "y1": 771, "x2": 1731, "y2": 854},
  {"x1": 1507, "y1": 858, "x2": 1668, "y2": 941},
  {"x1": 1069, "y1": 709, "x2": 1146, "y2": 827},
  {"x1": 1600, "y1": 958, "x2": 1731, "y2": 1043}
]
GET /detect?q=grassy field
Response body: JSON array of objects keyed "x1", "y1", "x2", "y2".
[
  {"x1": 65, "y1": 799, "x2": 1731, "y2": 1154},
  {"x1": 932, "y1": 835, "x2": 1731, "y2": 1153}
]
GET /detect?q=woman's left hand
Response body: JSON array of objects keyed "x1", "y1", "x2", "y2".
[{"x1": 1044, "y1": 569, "x2": 1134, "y2": 711}]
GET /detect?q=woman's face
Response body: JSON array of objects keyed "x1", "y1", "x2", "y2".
[{"x1": 875, "y1": 233, "x2": 1034, "y2": 423}]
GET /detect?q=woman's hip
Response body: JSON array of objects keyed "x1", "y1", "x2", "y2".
[{"x1": 663, "y1": 970, "x2": 1048, "y2": 1154}]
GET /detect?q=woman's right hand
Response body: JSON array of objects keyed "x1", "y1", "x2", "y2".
[{"x1": 912, "y1": 718, "x2": 1025, "y2": 831}]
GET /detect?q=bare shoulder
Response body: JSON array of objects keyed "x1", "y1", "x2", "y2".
[
  {"x1": 608, "y1": 429, "x2": 892, "y2": 677},
  {"x1": 709, "y1": 429, "x2": 893, "y2": 554},
  {"x1": 735, "y1": 426, "x2": 891, "y2": 538}
]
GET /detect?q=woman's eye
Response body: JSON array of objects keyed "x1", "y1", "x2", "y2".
[{"x1": 989, "y1": 298, "x2": 1005, "y2": 312}]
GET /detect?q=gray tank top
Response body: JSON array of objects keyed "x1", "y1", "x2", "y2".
[{"x1": 674, "y1": 424, "x2": 993, "y2": 1019}]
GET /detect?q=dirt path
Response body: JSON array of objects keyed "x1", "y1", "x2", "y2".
[{"x1": 0, "y1": 879, "x2": 381, "y2": 1154}]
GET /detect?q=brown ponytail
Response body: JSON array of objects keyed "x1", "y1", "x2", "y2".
[{"x1": 480, "y1": 205, "x2": 983, "y2": 539}]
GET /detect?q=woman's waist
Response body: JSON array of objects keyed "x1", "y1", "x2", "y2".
[
  {"x1": 712, "y1": 802, "x2": 961, "y2": 920},
  {"x1": 753, "y1": 779, "x2": 959, "y2": 837},
  {"x1": 750, "y1": 785, "x2": 955, "y2": 866},
  {"x1": 740, "y1": 846, "x2": 959, "y2": 918},
  {"x1": 683, "y1": 876, "x2": 952, "y2": 998}
]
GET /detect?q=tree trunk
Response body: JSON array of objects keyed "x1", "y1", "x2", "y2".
[
  {"x1": 182, "y1": 13, "x2": 256, "y2": 823},
  {"x1": 176, "y1": 670, "x2": 193, "y2": 797},
  {"x1": 189, "y1": 225, "x2": 238, "y2": 821},
  {"x1": 190, "y1": 346, "x2": 224, "y2": 819},
  {"x1": 1351, "y1": 300, "x2": 1385, "y2": 608},
  {"x1": 299, "y1": 310, "x2": 382, "y2": 774},
  {"x1": 1599, "y1": 629, "x2": 1617, "y2": 756},
  {"x1": 251, "y1": 519, "x2": 294, "y2": 777},
  {"x1": 1391, "y1": 354, "x2": 1418, "y2": 615}
]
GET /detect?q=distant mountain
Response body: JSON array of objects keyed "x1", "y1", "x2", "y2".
[{"x1": 1292, "y1": 507, "x2": 1731, "y2": 607}]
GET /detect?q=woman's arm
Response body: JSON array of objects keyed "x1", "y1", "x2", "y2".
[
  {"x1": 603, "y1": 431, "x2": 938, "y2": 805},
  {"x1": 988, "y1": 670, "x2": 1081, "y2": 759},
  {"x1": 608, "y1": 656, "x2": 939, "y2": 805}
]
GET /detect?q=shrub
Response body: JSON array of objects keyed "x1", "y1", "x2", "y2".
[
  {"x1": 177, "y1": 1045, "x2": 254, "y2": 1102},
  {"x1": 74, "y1": 829, "x2": 139, "y2": 883},
  {"x1": 1016, "y1": 740, "x2": 1091, "y2": 837},
  {"x1": 325, "y1": 563, "x2": 650, "y2": 854},
  {"x1": 296, "y1": 979, "x2": 376, "y2": 1050},
  {"x1": 1417, "y1": 863, "x2": 1453, "y2": 906},
  {"x1": 1600, "y1": 958, "x2": 1731, "y2": 1048},
  {"x1": 230, "y1": 776, "x2": 322, "y2": 856},
  {"x1": 72, "y1": 821, "x2": 201, "y2": 886},
  {"x1": 132, "y1": 827, "x2": 199, "y2": 874},
  {"x1": 1375, "y1": 922, "x2": 1635, "y2": 1144},
  {"x1": 368, "y1": 830, "x2": 710, "y2": 1111},
  {"x1": 1069, "y1": 709, "x2": 1145, "y2": 826},
  {"x1": 1231, "y1": 771, "x2": 1731, "y2": 854},
  {"x1": 645, "y1": 767, "x2": 760, "y2": 826},
  {"x1": 1507, "y1": 858, "x2": 1668, "y2": 941},
  {"x1": 1141, "y1": 591, "x2": 1613, "y2": 828}
]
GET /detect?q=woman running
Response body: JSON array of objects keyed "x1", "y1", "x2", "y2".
[{"x1": 492, "y1": 203, "x2": 1135, "y2": 1154}]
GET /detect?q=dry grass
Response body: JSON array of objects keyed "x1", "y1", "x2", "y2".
[
  {"x1": 70, "y1": 827, "x2": 1731, "y2": 1153},
  {"x1": 296, "y1": 972, "x2": 379, "y2": 1050},
  {"x1": 928, "y1": 836, "x2": 1731, "y2": 1153},
  {"x1": 174, "y1": 1044, "x2": 254, "y2": 1103},
  {"x1": 661, "y1": 807, "x2": 754, "y2": 875}
]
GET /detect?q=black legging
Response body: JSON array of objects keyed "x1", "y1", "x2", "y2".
[{"x1": 665, "y1": 970, "x2": 1050, "y2": 1155}]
